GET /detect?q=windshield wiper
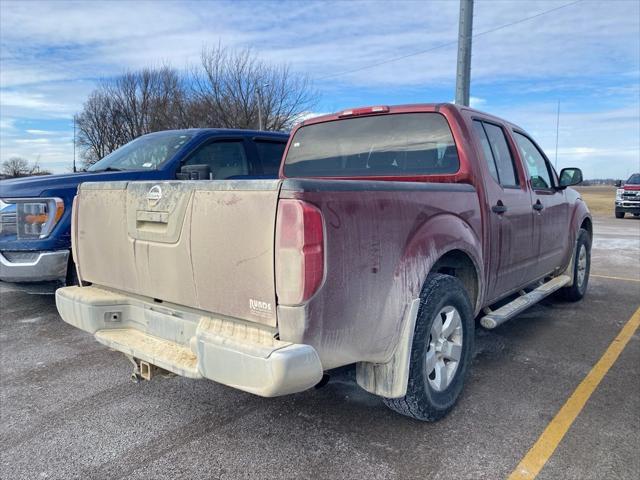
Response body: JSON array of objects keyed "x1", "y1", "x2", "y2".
[{"x1": 89, "y1": 166, "x2": 124, "y2": 173}]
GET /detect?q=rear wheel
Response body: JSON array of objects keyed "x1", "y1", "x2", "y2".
[
  {"x1": 615, "y1": 211, "x2": 625, "y2": 219},
  {"x1": 561, "y1": 228, "x2": 591, "y2": 301},
  {"x1": 383, "y1": 273, "x2": 474, "y2": 421}
]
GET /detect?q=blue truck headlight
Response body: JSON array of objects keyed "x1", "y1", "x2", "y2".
[{"x1": 1, "y1": 197, "x2": 64, "y2": 239}]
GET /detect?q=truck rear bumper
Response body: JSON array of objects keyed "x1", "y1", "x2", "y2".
[
  {"x1": 0, "y1": 249, "x2": 69, "y2": 283},
  {"x1": 56, "y1": 286, "x2": 323, "y2": 397}
]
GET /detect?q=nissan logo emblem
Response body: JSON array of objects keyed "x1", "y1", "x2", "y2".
[{"x1": 147, "y1": 185, "x2": 162, "y2": 204}]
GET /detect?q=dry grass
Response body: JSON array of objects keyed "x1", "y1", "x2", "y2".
[{"x1": 574, "y1": 186, "x2": 616, "y2": 217}]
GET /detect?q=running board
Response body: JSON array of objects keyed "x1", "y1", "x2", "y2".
[{"x1": 480, "y1": 275, "x2": 571, "y2": 329}]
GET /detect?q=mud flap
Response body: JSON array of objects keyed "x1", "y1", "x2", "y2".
[{"x1": 356, "y1": 298, "x2": 421, "y2": 398}]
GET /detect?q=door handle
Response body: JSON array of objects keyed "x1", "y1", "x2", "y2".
[
  {"x1": 492, "y1": 201, "x2": 507, "y2": 214},
  {"x1": 533, "y1": 201, "x2": 544, "y2": 212}
]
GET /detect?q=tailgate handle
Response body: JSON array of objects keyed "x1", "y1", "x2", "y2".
[{"x1": 136, "y1": 210, "x2": 169, "y2": 224}]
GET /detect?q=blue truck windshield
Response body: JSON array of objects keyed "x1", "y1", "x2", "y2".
[{"x1": 88, "y1": 132, "x2": 194, "y2": 172}]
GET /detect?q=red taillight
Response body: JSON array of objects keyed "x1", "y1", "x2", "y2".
[
  {"x1": 338, "y1": 105, "x2": 389, "y2": 117},
  {"x1": 275, "y1": 199, "x2": 324, "y2": 306}
]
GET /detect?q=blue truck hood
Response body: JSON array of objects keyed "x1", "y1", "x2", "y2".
[{"x1": 0, "y1": 170, "x2": 151, "y2": 198}]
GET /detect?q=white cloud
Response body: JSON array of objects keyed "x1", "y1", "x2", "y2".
[
  {"x1": 469, "y1": 97, "x2": 486, "y2": 108},
  {"x1": 26, "y1": 129, "x2": 55, "y2": 135},
  {"x1": 0, "y1": 0, "x2": 638, "y2": 176},
  {"x1": 0, "y1": 91, "x2": 70, "y2": 115}
]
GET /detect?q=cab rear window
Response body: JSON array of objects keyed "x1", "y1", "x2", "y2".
[{"x1": 284, "y1": 113, "x2": 459, "y2": 177}]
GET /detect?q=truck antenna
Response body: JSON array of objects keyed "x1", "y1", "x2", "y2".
[{"x1": 554, "y1": 100, "x2": 560, "y2": 170}]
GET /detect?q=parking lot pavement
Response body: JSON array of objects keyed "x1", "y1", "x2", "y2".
[{"x1": 1, "y1": 215, "x2": 638, "y2": 480}]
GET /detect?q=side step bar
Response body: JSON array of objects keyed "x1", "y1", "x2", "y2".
[{"x1": 480, "y1": 275, "x2": 571, "y2": 329}]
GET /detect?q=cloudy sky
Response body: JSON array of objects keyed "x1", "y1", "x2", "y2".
[{"x1": 1, "y1": 0, "x2": 638, "y2": 178}]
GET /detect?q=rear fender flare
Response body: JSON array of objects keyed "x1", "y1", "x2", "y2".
[
  {"x1": 356, "y1": 213, "x2": 483, "y2": 399},
  {"x1": 396, "y1": 212, "x2": 483, "y2": 312}
]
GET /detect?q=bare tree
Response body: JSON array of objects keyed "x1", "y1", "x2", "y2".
[
  {"x1": 192, "y1": 45, "x2": 318, "y2": 131},
  {"x1": 1, "y1": 156, "x2": 51, "y2": 177},
  {"x1": 1, "y1": 157, "x2": 29, "y2": 177},
  {"x1": 76, "y1": 67, "x2": 189, "y2": 167},
  {"x1": 75, "y1": 46, "x2": 319, "y2": 166}
]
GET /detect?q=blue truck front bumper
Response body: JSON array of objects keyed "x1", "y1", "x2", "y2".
[{"x1": 0, "y1": 249, "x2": 69, "y2": 283}]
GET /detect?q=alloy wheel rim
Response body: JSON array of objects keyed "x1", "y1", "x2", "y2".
[
  {"x1": 577, "y1": 244, "x2": 587, "y2": 288},
  {"x1": 426, "y1": 306, "x2": 463, "y2": 392}
]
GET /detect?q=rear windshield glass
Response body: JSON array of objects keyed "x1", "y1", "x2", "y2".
[{"x1": 283, "y1": 113, "x2": 459, "y2": 177}]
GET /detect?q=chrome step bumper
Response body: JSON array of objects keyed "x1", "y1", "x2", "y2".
[
  {"x1": 56, "y1": 286, "x2": 323, "y2": 396},
  {"x1": 480, "y1": 275, "x2": 571, "y2": 329}
]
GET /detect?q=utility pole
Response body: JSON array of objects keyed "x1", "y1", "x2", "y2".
[
  {"x1": 256, "y1": 83, "x2": 269, "y2": 131},
  {"x1": 455, "y1": 0, "x2": 474, "y2": 106},
  {"x1": 72, "y1": 115, "x2": 77, "y2": 173},
  {"x1": 257, "y1": 87, "x2": 263, "y2": 131}
]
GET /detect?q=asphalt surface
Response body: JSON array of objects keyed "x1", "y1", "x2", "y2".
[{"x1": 1, "y1": 216, "x2": 638, "y2": 480}]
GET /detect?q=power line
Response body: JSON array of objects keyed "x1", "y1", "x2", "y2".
[{"x1": 316, "y1": 0, "x2": 584, "y2": 81}]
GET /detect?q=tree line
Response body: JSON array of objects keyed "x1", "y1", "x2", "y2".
[
  {"x1": 76, "y1": 45, "x2": 318, "y2": 168},
  {"x1": 1, "y1": 157, "x2": 51, "y2": 178}
]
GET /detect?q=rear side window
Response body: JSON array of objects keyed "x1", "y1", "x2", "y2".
[
  {"x1": 255, "y1": 141, "x2": 286, "y2": 175},
  {"x1": 472, "y1": 120, "x2": 499, "y2": 183},
  {"x1": 514, "y1": 133, "x2": 553, "y2": 189},
  {"x1": 284, "y1": 113, "x2": 459, "y2": 177},
  {"x1": 482, "y1": 122, "x2": 519, "y2": 187}
]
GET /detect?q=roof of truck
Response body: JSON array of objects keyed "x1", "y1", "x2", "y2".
[
  {"x1": 299, "y1": 103, "x2": 524, "y2": 131},
  {"x1": 141, "y1": 128, "x2": 289, "y2": 139}
]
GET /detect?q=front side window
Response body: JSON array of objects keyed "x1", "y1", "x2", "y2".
[
  {"x1": 88, "y1": 132, "x2": 193, "y2": 172},
  {"x1": 255, "y1": 141, "x2": 286, "y2": 175},
  {"x1": 284, "y1": 113, "x2": 459, "y2": 177},
  {"x1": 514, "y1": 133, "x2": 553, "y2": 189},
  {"x1": 184, "y1": 141, "x2": 248, "y2": 179}
]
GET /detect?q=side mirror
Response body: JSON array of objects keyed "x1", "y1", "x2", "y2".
[
  {"x1": 614, "y1": 180, "x2": 622, "y2": 187},
  {"x1": 558, "y1": 167, "x2": 583, "y2": 188}
]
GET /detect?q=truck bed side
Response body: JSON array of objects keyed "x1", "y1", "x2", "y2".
[{"x1": 277, "y1": 178, "x2": 482, "y2": 369}]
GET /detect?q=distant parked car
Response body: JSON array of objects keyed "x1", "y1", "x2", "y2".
[
  {"x1": 615, "y1": 173, "x2": 640, "y2": 218},
  {"x1": 0, "y1": 129, "x2": 289, "y2": 287}
]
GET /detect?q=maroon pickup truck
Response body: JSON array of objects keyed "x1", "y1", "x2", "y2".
[{"x1": 56, "y1": 103, "x2": 591, "y2": 421}]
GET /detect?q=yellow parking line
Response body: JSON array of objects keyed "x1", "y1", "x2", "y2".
[
  {"x1": 591, "y1": 274, "x2": 640, "y2": 283},
  {"x1": 508, "y1": 306, "x2": 640, "y2": 480}
]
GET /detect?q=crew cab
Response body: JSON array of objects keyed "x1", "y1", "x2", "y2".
[
  {"x1": 615, "y1": 173, "x2": 640, "y2": 218},
  {"x1": 56, "y1": 104, "x2": 591, "y2": 421},
  {"x1": 0, "y1": 129, "x2": 288, "y2": 286}
]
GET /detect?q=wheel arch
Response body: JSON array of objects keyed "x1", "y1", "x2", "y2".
[
  {"x1": 580, "y1": 215, "x2": 593, "y2": 241},
  {"x1": 430, "y1": 249, "x2": 480, "y2": 314}
]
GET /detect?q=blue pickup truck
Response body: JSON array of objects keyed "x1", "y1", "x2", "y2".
[{"x1": 0, "y1": 128, "x2": 288, "y2": 287}]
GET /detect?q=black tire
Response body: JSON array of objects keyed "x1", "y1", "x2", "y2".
[
  {"x1": 615, "y1": 212, "x2": 625, "y2": 219},
  {"x1": 383, "y1": 273, "x2": 474, "y2": 421},
  {"x1": 560, "y1": 228, "x2": 591, "y2": 302}
]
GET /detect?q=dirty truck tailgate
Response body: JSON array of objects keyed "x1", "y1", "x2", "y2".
[
  {"x1": 76, "y1": 180, "x2": 280, "y2": 327},
  {"x1": 58, "y1": 179, "x2": 323, "y2": 396}
]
